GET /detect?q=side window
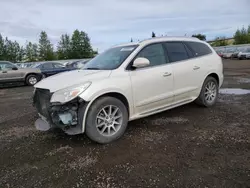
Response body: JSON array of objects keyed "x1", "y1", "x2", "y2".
[
  {"x1": 42, "y1": 63, "x2": 53, "y2": 69},
  {"x1": 164, "y1": 42, "x2": 189, "y2": 62},
  {"x1": 0, "y1": 62, "x2": 16, "y2": 71},
  {"x1": 53, "y1": 63, "x2": 65, "y2": 68},
  {"x1": 185, "y1": 42, "x2": 212, "y2": 57},
  {"x1": 184, "y1": 44, "x2": 194, "y2": 58},
  {"x1": 136, "y1": 43, "x2": 167, "y2": 67}
]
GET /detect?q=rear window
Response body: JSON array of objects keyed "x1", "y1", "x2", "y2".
[{"x1": 185, "y1": 42, "x2": 212, "y2": 57}]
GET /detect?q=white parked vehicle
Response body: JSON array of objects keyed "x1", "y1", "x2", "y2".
[
  {"x1": 33, "y1": 37, "x2": 224, "y2": 144},
  {"x1": 223, "y1": 49, "x2": 234, "y2": 59},
  {"x1": 238, "y1": 47, "x2": 250, "y2": 60}
]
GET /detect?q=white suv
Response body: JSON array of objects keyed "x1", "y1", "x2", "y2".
[{"x1": 33, "y1": 37, "x2": 223, "y2": 144}]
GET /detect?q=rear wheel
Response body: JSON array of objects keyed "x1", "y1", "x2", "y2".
[
  {"x1": 26, "y1": 74, "x2": 38, "y2": 86},
  {"x1": 195, "y1": 77, "x2": 218, "y2": 107},
  {"x1": 85, "y1": 96, "x2": 128, "y2": 144}
]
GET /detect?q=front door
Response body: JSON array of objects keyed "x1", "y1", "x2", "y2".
[
  {"x1": 0, "y1": 62, "x2": 21, "y2": 82},
  {"x1": 129, "y1": 43, "x2": 174, "y2": 116}
]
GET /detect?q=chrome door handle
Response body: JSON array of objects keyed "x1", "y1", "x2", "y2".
[
  {"x1": 193, "y1": 66, "x2": 200, "y2": 70},
  {"x1": 163, "y1": 72, "x2": 172, "y2": 77}
]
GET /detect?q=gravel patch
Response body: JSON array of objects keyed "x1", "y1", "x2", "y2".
[
  {"x1": 46, "y1": 145, "x2": 73, "y2": 156},
  {"x1": 0, "y1": 126, "x2": 35, "y2": 141},
  {"x1": 150, "y1": 117, "x2": 189, "y2": 125},
  {"x1": 69, "y1": 154, "x2": 97, "y2": 169}
]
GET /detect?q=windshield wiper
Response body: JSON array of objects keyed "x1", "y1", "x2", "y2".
[{"x1": 84, "y1": 67, "x2": 100, "y2": 70}]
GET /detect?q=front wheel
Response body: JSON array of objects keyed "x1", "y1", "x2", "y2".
[
  {"x1": 85, "y1": 96, "x2": 128, "y2": 144},
  {"x1": 195, "y1": 77, "x2": 219, "y2": 107}
]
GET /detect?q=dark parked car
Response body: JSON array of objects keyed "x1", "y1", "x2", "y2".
[
  {"x1": 65, "y1": 59, "x2": 91, "y2": 69},
  {"x1": 231, "y1": 51, "x2": 239, "y2": 59},
  {"x1": 238, "y1": 47, "x2": 250, "y2": 60},
  {"x1": 32, "y1": 62, "x2": 77, "y2": 78}
]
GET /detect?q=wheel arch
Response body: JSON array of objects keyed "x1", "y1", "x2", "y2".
[
  {"x1": 80, "y1": 91, "x2": 130, "y2": 133},
  {"x1": 25, "y1": 72, "x2": 42, "y2": 81},
  {"x1": 207, "y1": 73, "x2": 219, "y2": 85},
  {"x1": 196, "y1": 72, "x2": 221, "y2": 98}
]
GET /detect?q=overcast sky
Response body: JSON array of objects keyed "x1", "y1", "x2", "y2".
[{"x1": 0, "y1": 0, "x2": 249, "y2": 51}]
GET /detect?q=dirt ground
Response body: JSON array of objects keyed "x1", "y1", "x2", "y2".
[{"x1": 0, "y1": 60, "x2": 250, "y2": 188}]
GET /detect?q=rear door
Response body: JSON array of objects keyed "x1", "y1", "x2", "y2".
[
  {"x1": 163, "y1": 42, "x2": 199, "y2": 103},
  {"x1": 184, "y1": 41, "x2": 213, "y2": 88}
]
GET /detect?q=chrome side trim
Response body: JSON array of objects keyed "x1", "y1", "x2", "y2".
[
  {"x1": 139, "y1": 99, "x2": 192, "y2": 116},
  {"x1": 136, "y1": 93, "x2": 174, "y2": 107}
]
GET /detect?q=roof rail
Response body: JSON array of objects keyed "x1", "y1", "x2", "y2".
[{"x1": 139, "y1": 36, "x2": 200, "y2": 43}]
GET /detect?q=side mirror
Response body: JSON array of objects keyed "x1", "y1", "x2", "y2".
[
  {"x1": 132, "y1": 57, "x2": 150, "y2": 68},
  {"x1": 12, "y1": 67, "x2": 18, "y2": 70}
]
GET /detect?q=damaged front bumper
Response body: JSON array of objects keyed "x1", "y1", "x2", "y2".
[{"x1": 33, "y1": 88, "x2": 88, "y2": 135}]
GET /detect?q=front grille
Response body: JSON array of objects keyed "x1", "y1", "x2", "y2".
[{"x1": 33, "y1": 88, "x2": 53, "y2": 122}]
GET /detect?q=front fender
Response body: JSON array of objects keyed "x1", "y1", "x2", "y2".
[
  {"x1": 79, "y1": 88, "x2": 132, "y2": 133},
  {"x1": 79, "y1": 87, "x2": 127, "y2": 102}
]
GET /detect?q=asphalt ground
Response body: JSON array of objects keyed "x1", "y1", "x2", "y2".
[{"x1": 0, "y1": 59, "x2": 250, "y2": 188}]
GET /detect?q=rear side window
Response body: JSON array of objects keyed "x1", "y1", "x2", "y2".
[
  {"x1": 164, "y1": 42, "x2": 189, "y2": 62},
  {"x1": 184, "y1": 44, "x2": 194, "y2": 58},
  {"x1": 0, "y1": 62, "x2": 16, "y2": 70},
  {"x1": 42, "y1": 63, "x2": 53, "y2": 69},
  {"x1": 185, "y1": 42, "x2": 212, "y2": 57},
  {"x1": 53, "y1": 63, "x2": 64, "y2": 68}
]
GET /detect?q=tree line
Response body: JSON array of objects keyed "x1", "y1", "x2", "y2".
[
  {"x1": 1, "y1": 25, "x2": 250, "y2": 62},
  {"x1": 0, "y1": 30, "x2": 97, "y2": 63},
  {"x1": 192, "y1": 25, "x2": 250, "y2": 47},
  {"x1": 149, "y1": 25, "x2": 250, "y2": 47}
]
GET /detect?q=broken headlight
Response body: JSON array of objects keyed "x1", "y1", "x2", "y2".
[{"x1": 50, "y1": 82, "x2": 91, "y2": 104}]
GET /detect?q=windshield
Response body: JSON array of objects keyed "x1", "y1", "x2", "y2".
[{"x1": 83, "y1": 45, "x2": 138, "y2": 70}]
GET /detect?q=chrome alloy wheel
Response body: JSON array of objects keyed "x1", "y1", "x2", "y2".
[
  {"x1": 204, "y1": 81, "x2": 217, "y2": 103},
  {"x1": 96, "y1": 105, "x2": 123, "y2": 136},
  {"x1": 29, "y1": 77, "x2": 38, "y2": 85}
]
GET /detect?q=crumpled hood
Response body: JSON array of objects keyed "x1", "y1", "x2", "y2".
[{"x1": 34, "y1": 70, "x2": 112, "y2": 92}]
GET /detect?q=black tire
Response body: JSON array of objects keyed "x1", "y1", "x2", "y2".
[
  {"x1": 85, "y1": 96, "x2": 128, "y2": 144},
  {"x1": 25, "y1": 74, "x2": 38, "y2": 86},
  {"x1": 195, "y1": 76, "x2": 219, "y2": 107}
]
